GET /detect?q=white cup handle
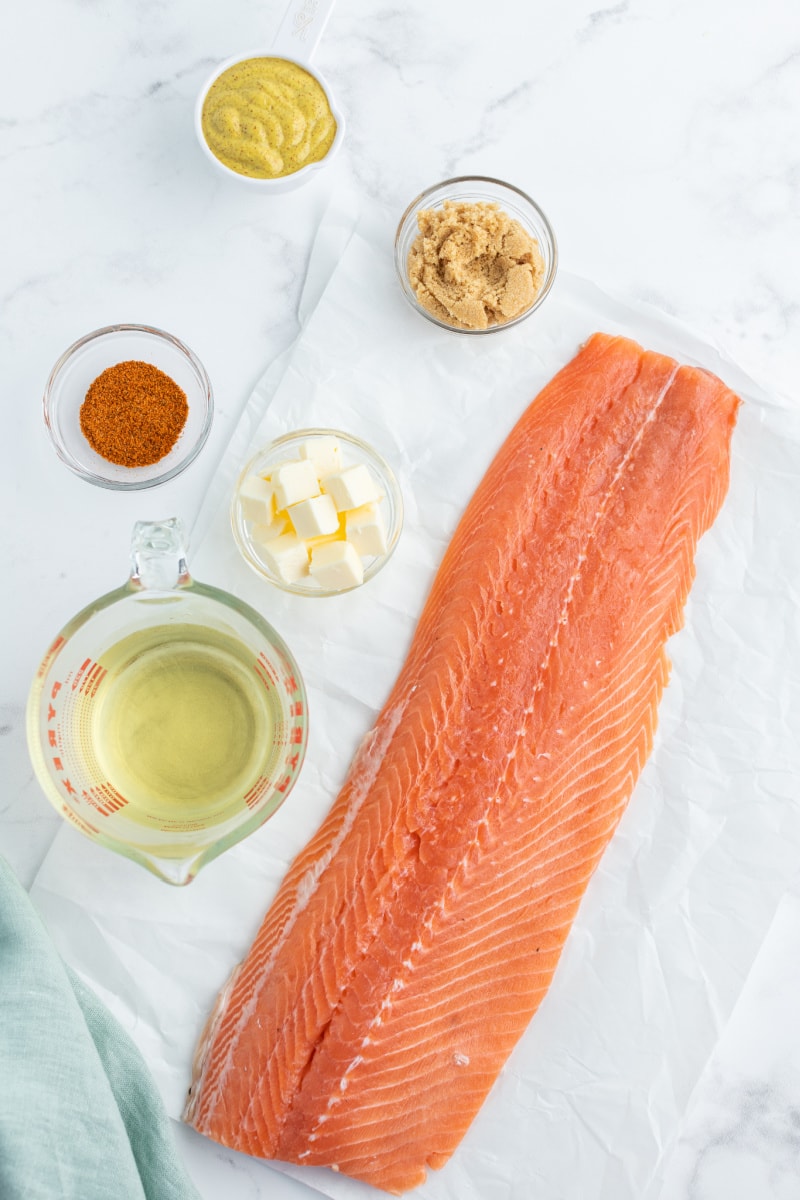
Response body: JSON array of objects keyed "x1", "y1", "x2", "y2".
[{"x1": 271, "y1": 0, "x2": 337, "y2": 65}]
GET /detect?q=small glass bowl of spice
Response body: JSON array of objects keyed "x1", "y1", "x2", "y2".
[
  {"x1": 43, "y1": 324, "x2": 213, "y2": 489},
  {"x1": 394, "y1": 176, "x2": 558, "y2": 334}
]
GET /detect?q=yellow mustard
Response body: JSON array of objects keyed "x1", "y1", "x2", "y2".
[{"x1": 201, "y1": 57, "x2": 337, "y2": 180}]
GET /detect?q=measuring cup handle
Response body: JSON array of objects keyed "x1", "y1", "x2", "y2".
[
  {"x1": 271, "y1": 0, "x2": 337, "y2": 64},
  {"x1": 130, "y1": 518, "x2": 192, "y2": 592}
]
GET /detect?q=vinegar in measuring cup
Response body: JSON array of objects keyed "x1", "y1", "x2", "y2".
[
  {"x1": 93, "y1": 624, "x2": 275, "y2": 829},
  {"x1": 27, "y1": 519, "x2": 309, "y2": 884}
]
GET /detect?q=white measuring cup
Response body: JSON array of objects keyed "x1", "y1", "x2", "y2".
[{"x1": 195, "y1": 0, "x2": 344, "y2": 192}]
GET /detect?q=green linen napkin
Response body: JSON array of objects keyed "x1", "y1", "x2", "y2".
[{"x1": 0, "y1": 855, "x2": 202, "y2": 1200}]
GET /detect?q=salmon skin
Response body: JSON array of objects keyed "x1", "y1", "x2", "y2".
[{"x1": 185, "y1": 333, "x2": 740, "y2": 1193}]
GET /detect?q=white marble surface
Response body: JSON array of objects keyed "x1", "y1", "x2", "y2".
[
  {"x1": 658, "y1": 890, "x2": 800, "y2": 1200},
  {"x1": 2, "y1": 0, "x2": 799, "y2": 1196}
]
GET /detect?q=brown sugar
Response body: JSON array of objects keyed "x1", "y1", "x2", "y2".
[
  {"x1": 80, "y1": 360, "x2": 189, "y2": 468},
  {"x1": 407, "y1": 200, "x2": 545, "y2": 331}
]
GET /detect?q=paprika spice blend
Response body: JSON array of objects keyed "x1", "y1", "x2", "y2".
[{"x1": 80, "y1": 360, "x2": 189, "y2": 467}]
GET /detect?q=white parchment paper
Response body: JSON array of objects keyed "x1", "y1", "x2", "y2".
[{"x1": 31, "y1": 194, "x2": 800, "y2": 1200}]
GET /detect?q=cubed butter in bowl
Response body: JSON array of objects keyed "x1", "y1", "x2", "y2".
[
  {"x1": 310, "y1": 540, "x2": 365, "y2": 590},
  {"x1": 288, "y1": 493, "x2": 339, "y2": 539},
  {"x1": 231, "y1": 429, "x2": 403, "y2": 596}
]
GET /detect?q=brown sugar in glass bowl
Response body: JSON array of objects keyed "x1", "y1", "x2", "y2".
[
  {"x1": 80, "y1": 361, "x2": 189, "y2": 468},
  {"x1": 394, "y1": 176, "x2": 558, "y2": 335},
  {"x1": 43, "y1": 324, "x2": 214, "y2": 491},
  {"x1": 407, "y1": 200, "x2": 544, "y2": 331}
]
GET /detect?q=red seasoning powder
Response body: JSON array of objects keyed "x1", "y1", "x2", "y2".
[{"x1": 79, "y1": 360, "x2": 189, "y2": 468}]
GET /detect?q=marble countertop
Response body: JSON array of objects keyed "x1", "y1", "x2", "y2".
[{"x1": 2, "y1": 0, "x2": 799, "y2": 1196}]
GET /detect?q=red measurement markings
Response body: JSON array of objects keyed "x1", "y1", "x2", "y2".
[
  {"x1": 290, "y1": 726, "x2": 304, "y2": 744},
  {"x1": 62, "y1": 805, "x2": 98, "y2": 837},
  {"x1": 50, "y1": 681, "x2": 62, "y2": 701},
  {"x1": 253, "y1": 660, "x2": 272, "y2": 691},
  {"x1": 289, "y1": 700, "x2": 303, "y2": 717},
  {"x1": 80, "y1": 661, "x2": 107, "y2": 698},
  {"x1": 38, "y1": 636, "x2": 65, "y2": 679},
  {"x1": 84, "y1": 783, "x2": 128, "y2": 818},
  {"x1": 71, "y1": 659, "x2": 92, "y2": 692},
  {"x1": 255, "y1": 652, "x2": 280, "y2": 688},
  {"x1": 45, "y1": 694, "x2": 77, "y2": 797},
  {"x1": 243, "y1": 777, "x2": 270, "y2": 810},
  {"x1": 46, "y1": 690, "x2": 66, "y2": 780}
]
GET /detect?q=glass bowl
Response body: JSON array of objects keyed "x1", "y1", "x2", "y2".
[
  {"x1": 43, "y1": 324, "x2": 214, "y2": 489},
  {"x1": 394, "y1": 175, "x2": 558, "y2": 334},
  {"x1": 231, "y1": 428, "x2": 404, "y2": 596}
]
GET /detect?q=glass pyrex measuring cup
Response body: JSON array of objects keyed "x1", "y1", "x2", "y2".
[{"x1": 26, "y1": 518, "x2": 308, "y2": 885}]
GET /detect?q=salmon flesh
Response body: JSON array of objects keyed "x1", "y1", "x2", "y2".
[{"x1": 185, "y1": 333, "x2": 740, "y2": 1193}]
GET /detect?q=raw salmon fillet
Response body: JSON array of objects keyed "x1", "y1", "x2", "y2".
[{"x1": 185, "y1": 333, "x2": 740, "y2": 1193}]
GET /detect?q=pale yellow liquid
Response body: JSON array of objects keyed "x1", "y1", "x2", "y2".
[{"x1": 92, "y1": 625, "x2": 275, "y2": 830}]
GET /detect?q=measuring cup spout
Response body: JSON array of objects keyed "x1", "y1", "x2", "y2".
[
  {"x1": 139, "y1": 849, "x2": 205, "y2": 887},
  {"x1": 129, "y1": 517, "x2": 191, "y2": 592}
]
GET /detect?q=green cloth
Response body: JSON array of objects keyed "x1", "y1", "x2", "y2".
[{"x1": 0, "y1": 856, "x2": 202, "y2": 1200}]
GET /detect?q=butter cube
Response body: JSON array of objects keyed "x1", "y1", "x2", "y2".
[
  {"x1": 238, "y1": 475, "x2": 275, "y2": 524},
  {"x1": 309, "y1": 540, "x2": 364, "y2": 590},
  {"x1": 299, "y1": 436, "x2": 342, "y2": 478},
  {"x1": 322, "y1": 464, "x2": 381, "y2": 512},
  {"x1": 345, "y1": 502, "x2": 387, "y2": 558},
  {"x1": 251, "y1": 515, "x2": 289, "y2": 545},
  {"x1": 287, "y1": 493, "x2": 339, "y2": 540},
  {"x1": 270, "y1": 459, "x2": 319, "y2": 510},
  {"x1": 260, "y1": 533, "x2": 310, "y2": 583}
]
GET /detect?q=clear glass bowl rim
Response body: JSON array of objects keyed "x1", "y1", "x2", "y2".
[{"x1": 43, "y1": 322, "x2": 214, "y2": 491}]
